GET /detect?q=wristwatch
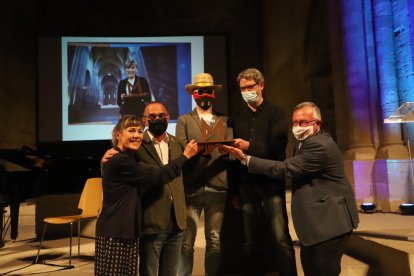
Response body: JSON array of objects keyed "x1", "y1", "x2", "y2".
[{"x1": 241, "y1": 153, "x2": 249, "y2": 166}]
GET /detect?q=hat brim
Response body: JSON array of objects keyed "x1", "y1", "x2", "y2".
[{"x1": 185, "y1": 84, "x2": 222, "y2": 94}]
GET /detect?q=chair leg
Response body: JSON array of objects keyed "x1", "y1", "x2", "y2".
[
  {"x1": 35, "y1": 223, "x2": 47, "y2": 264},
  {"x1": 35, "y1": 222, "x2": 74, "y2": 269},
  {"x1": 77, "y1": 220, "x2": 81, "y2": 255},
  {"x1": 69, "y1": 222, "x2": 73, "y2": 267}
]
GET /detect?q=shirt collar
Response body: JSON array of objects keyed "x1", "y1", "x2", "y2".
[
  {"x1": 147, "y1": 130, "x2": 169, "y2": 143},
  {"x1": 247, "y1": 100, "x2": 266, "y2": 112}
]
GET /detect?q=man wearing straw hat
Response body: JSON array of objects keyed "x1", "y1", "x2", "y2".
[{"x1": 176, "y1": 73, "x2": 233, "y2": 276}]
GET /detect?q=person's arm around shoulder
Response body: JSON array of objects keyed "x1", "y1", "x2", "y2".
[
  {"x1": 101, "y1": 148, "x2": 119, "y2": 164},
  {"x1": 100, "y1": 148, "x2": 119, "y2": 175}
]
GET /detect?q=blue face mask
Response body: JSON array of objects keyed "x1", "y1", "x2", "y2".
[{"x1": 241, "y1": 91, "x2": 259, "y2": 104}]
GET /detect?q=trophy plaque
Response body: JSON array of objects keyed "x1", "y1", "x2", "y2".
[{"x1": 197, "y1": 117, "x2": 234, "y2": 146}]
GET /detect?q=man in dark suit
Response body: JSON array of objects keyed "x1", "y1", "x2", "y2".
[
  {"x1": 117, "y1": 60, "x2": 152, "y2": 117},
  {"x1": 222, "y1": 101, "x2": 360, "y2": 276}
]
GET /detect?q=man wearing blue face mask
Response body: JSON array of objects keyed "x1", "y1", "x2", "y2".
[
  {"x1": 230, "y1": 68, "x2": 297, "y2": 276},
  {"x1": 223, "y1": 101, "x2": 360, "y2": 276}
]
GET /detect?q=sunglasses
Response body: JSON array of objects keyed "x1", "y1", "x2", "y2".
[{"x1": 193, "y1": 88, "x2": 214, "y2": 96}]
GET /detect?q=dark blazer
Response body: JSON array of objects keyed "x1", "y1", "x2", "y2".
[
  {"x1": 117, "y1": 76, "x2": 151, "y2": 116},
  {"x1": 175, "y1": 108, "x2": 233, "y2": 190},
  {"x1": 96, "y1": 149, "x2": 187, "y2": 240},
  {"x1": 248, "y1": 130, "x2": 359, "y2": 246},
  {"x1": 134, "y1": 130, "x2": 187, "y2": 235}
]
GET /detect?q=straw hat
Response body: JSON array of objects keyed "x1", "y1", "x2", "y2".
[{"x1": 185, "y1": 73, "x2": 222, "y2": 93}]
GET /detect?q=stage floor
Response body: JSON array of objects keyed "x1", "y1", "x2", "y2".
[{"x1": 0, "y1": 198, "x2": 413, "y2": 275}]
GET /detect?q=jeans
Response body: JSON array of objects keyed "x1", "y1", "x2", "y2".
[
  {"x1": 178, "y1": 186, "x2": 227, "y2": 276},
  {"x1": 239, "y1": 184, "x2": 297, "y2": 276},
  {"x1": 139, "y1": 209, "x2": 184, "y2": 276}
]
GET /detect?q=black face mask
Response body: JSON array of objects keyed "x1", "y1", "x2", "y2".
[
  {"x1": 195, "y1": 98, "x2": 214, "y2": 110},
  {"x1": 148, "y1": 118, "x2": 168, "y2": 137}
]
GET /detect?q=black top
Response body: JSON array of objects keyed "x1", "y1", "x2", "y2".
[
  {"x1": 117, "y1": 76, "x2": 151, "y2": 116},
  {"x1": 231, "y1": 101, "x2": 289, "y2": 192},
  {"x1": 96, "y1": 149, "x2": 187, "y2": 240}
]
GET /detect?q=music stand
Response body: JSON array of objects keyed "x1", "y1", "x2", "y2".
[{"x1": 384, "y1": 102, "x2": 414, "y2": 211}]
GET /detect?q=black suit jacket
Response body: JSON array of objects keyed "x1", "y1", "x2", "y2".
[
  {"x1": 117, "y1": 76, "x2": 151, "y2": 116},
  {"x1": 248, "y1": 131, "x2": 359, "y2": 246},
  {"x1": 96, "y1": 149, "x2": 187, "y2": 240}
]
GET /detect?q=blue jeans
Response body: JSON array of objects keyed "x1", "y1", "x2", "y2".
[
  {"x1": 178, "y1": 186, "x2": 227, "y2": 276},
  {"x1": 239, "y1": 184, "x2": 297, "y2": 276},
  {"x1": 139, "y1": 211, "x2": 184, "y2": 276}
]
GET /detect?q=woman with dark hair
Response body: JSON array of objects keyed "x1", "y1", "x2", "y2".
[{"x1": 94, "y1": 115, "x2": 198, "y2": 275}]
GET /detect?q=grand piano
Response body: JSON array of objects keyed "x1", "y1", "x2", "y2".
[{"x1": 0, "y1": 144, "x2": 105, "y2": 247}]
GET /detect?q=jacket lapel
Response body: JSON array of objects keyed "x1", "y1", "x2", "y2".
[
  {"x1": 190, "y1": 109, "x2": 203, "y2": 130},
  {"x1": 167, "y1": 134, "x2": 182, "y2": 160}
]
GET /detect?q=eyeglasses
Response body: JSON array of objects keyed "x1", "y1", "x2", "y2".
[
  {"x1": 240, "y1": 83, "x2": 258, "y2": 92},
  {"x1": 292, "y1": 120, "x2": 318, "y2": 127},
  {"x1": 143, "y1": 113, "x2": 168, "y2": 120},
  {"x1": 194, "y1": 88, "x2": 214, "y2": 95}
]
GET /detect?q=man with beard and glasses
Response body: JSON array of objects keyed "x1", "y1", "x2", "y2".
[
  {"x1": 176, "y1": 73, "x2": 233, "y2": 276},
  {"x1": 101, "y1": 101, "x2": 190, "y2": 276}
]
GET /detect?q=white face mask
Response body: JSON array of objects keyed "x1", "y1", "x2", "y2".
[
  {"x1": 241, "y1": 91, "x2": 259, "y2": 104},
  {"x1": 292, "y1": 125, "x2": 314, "y2": 141}
]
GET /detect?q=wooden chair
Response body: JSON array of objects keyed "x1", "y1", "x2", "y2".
[{"x1": 35, "y1": 177, "x2": 103, "y2": 268}]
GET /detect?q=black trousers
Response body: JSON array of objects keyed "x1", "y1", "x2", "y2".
[{"x1": 300, "y1": 231, "x2": 352, "y2": 276}]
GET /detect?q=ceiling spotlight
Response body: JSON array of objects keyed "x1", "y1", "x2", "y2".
[
  {"x1": 399, "y1": 203, "x2": 414, "y2": 215},
  {"x1": 360, "y1": 202, "x2": 376, "y2": 213}
]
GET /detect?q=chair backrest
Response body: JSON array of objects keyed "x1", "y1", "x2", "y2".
[{"x1": 78, "y1": 177, "x2": 103, "y2": 217}]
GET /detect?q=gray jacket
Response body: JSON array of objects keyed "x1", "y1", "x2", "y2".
[{"x1": 175, "y1": 108, "x2": 233, "y2": 191}]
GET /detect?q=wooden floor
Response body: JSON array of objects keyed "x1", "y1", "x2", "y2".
[{"x1": 0, "y1": 198, "x2": 413, "y2": 275}]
